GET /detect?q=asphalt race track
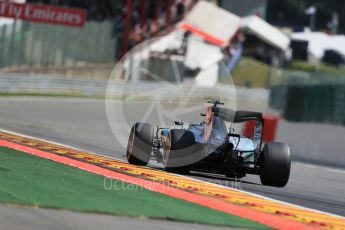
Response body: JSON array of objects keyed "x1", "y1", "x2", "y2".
[{"x1": 0, "y1": 97, "x2": 344, "y2": 222}]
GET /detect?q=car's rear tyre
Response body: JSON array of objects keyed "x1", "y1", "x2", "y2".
[
  {"x1": 260, "y1": 142, "x2": 291, "y2": 187},
  {"x1": 164, "y1": 129, "x2": 194, "y2": 174},
  {"x1": 127, "y1": 122, "x2": 153, "y2": 166}
]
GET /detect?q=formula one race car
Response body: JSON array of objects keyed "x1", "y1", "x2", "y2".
[{"x1": 126, "y1": 100, "x2": 291, "y2": 187}]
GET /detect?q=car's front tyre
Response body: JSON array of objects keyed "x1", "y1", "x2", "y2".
[{"x1": 126, "y1": 122, "x2": 153, "y2": 166}]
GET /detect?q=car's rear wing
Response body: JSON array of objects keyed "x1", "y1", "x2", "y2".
[
  {"x1": 212, "y1": 107, "x2": 263, "y2": 123},
  {"x1": 212, "y1": 107, "x2": 264, "y2": 158}
]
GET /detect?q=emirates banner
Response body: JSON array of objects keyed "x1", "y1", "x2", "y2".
[{"x1": 0, "y1": 1, "x2": 86, "y2": 27}]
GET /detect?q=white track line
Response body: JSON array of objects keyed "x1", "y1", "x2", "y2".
[{"x1": 1, "y1": 128, "x2": 344, "y2": 220}]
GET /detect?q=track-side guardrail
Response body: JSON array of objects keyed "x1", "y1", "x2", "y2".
[{"x1": 0, "y1": 73, "x2": 268, "y2": 102}]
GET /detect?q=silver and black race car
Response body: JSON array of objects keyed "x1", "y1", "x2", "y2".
[{"x1": 126, "y1": 100, "x2": 291, "y2": 187}]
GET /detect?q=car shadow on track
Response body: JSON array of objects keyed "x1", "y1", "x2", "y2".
[
  {"x1": 188, "y1": 171, "x2": 260, "y2": 186},
  {"x1": 149, "y1": 164, "x2": 260, "y2": 186}
]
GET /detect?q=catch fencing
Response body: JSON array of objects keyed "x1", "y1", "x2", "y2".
[
  {"x1": 269, "y1": 70, "x2": 345, "y2": 126},
  {"x1": 0, "y1": 21, "x2": 117, "y2": 68}
]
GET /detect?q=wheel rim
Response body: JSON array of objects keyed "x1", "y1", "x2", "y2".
[
  {"x1": 162, "y1": 133, "x2": 172, "y2": 168},
  {"x1": 127, "y1": 129, "x2": 135, "y2": 158}
]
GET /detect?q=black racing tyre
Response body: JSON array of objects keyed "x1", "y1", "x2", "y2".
[
  {"x1": 126, "y1": 122, "x2": 153, "y2": 166},
  {"x1": 260, "y1": 142, "x2": 291, "y2": 187},
  {"x1": 164, "y1": 129, "x2": 195, "y2": 174}
]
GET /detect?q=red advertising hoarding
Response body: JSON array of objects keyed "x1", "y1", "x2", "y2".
[{"x1": 0, "y1": 1, "x2": 86, "y2": 27}]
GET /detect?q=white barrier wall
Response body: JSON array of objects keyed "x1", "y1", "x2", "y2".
[{"x1": 276, "y1": 120, "x2": 345, "y2": 168}]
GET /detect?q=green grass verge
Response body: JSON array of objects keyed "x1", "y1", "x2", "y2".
[
  {"x1": 0, "y1": 147, "x2": 271, "y2": 229},
  {"x1": 289, "y1": 61, "x2": 345, "y2": 76},
  {"x1": 227, "y1": 57, "x2": 271, "y2": 88},
  {"x1": 226, "y1": 58, "x2": 345, "y2": 88}
]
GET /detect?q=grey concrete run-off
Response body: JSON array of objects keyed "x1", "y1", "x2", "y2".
[{"x1": 0, "y1": 205, "x2": 233, "y2": 230}]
